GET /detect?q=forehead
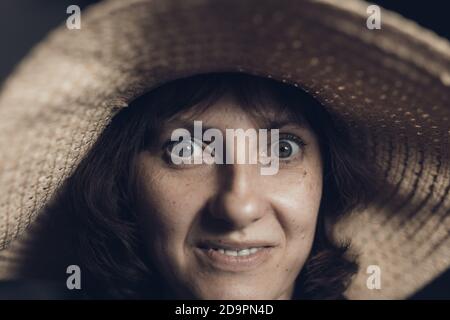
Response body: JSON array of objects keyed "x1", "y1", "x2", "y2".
[{"x1": 167, "y1": 94, "x2": 308, "y2": 130}]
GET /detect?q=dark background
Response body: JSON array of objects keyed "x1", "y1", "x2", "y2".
[{"x1": 0, "y1": 0, "x2": 449, "y2": 299}]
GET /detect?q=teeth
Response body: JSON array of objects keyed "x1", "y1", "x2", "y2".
[
  {"x1": 225, "y1": 250, "x2": 238, "y2": 256},
  {"x1": 237, "y1": 249, "x2": 250, "y2": 256},
  {"x1": 210, "y1": 247, "x2": 262, "y2": 256}
]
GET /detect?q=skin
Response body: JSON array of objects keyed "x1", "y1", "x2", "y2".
[{"x1": 135, "y1": 95, "x2": 323, "y2": 299}]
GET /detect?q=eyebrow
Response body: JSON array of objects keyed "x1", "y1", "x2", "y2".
[
  {"x1": 164, "y1": 117, "x2": 306, "y2": 132},
  {"x1": 265, "y1": 119, "x2": 306, "y2": 130},
  {"x1": 163, "y1": 119, "x2": 216, "y2": 133}
]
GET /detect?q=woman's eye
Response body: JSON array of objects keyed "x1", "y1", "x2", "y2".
[
  {"x1": 274, "y1": 134, "x2": 306, "y2": 160},
  {"x1": 164, "y1": 138, "x2": 204, "y2": 163}
]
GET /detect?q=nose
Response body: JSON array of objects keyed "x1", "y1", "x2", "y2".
[{"x1": 208, "y1": 163, "x2": 269, "y2": 230}]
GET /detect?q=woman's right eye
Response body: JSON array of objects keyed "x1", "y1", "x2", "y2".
[{"x1": 164, "y1": 138, "x2": 204, "y2": 164}]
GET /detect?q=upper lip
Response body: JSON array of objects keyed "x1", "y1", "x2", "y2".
[{"x1": 197, "y1": 239, "x2": 277, "y2": 250}]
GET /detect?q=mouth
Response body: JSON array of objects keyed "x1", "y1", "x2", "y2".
[
  {"x1": 200, "y1": 246, "x2": 266, "y2": 256},
  {"x1": 195, "y1": 240, "x2": 277, "y2": 272}
]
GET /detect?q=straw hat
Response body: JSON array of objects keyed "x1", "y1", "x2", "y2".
[{"x1": 0, "y1": 0, "x2": 449, "y2": 299}]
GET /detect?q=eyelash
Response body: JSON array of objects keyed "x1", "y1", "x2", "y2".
[
  {"x1": 279, "y1": 133, "x2": 307, "y2": 147},
  {"x1": 161, "y1": 138, "x2": 206, "y2": 168}
]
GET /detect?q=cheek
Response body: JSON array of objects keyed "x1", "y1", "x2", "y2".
[
  {"x1": 138, "y1": 170, "x2": 194, "y2": 239},
  {"x1": 270, "y1": 165, "x2": 323, "y2": 250},
  {"x1": 135, "y1": 160, "x2": 212, "y2": 258}
]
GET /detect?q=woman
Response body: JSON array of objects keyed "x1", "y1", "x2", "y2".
[
  {"x1": 56, "y1": 72, "x2": 374, "y2": 299},
  {"x1": 0, "y1": 0, "x2": 449, "y2": 299}
]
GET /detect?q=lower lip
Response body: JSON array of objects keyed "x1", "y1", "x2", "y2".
[{"x1": 194, "y1": 247, "x2": 274, "y2": 272}]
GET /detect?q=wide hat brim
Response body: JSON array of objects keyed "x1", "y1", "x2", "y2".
[{"x1": 0, "y1": 0, "x2": 449, "y2": 299}]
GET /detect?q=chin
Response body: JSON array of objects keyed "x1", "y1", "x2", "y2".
[{"x1": 193, "y1": 283, "x2": 277, "y2": 300}]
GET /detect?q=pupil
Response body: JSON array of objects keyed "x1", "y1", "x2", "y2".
[
  {"x1": 279, "y1": 142, "x2": 291, "y2": 157},
  {"x1": 179, "y1": 143, "x2": 193, "y2": 157}
]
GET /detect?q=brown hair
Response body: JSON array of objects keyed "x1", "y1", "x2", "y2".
[{"x1": 59, "y1": 73, "x2": 377, "y2": 299}]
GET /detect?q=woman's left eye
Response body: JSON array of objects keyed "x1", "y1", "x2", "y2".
[{"x1": 274, "y1": 134, "x2": 306, "y2": 160}]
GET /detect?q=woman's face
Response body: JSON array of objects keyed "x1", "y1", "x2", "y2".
[{"x1": 135, "y1": 95, "x2": 323, "y2": 299}]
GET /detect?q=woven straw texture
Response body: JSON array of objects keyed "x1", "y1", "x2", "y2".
[{"x1": 0, "y1": 0, "x2": 449, "y2": 299}]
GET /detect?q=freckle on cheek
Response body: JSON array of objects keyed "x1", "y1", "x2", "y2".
[{"x1": 298, "y1": 229, "x2": 306, "y2": 239}]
